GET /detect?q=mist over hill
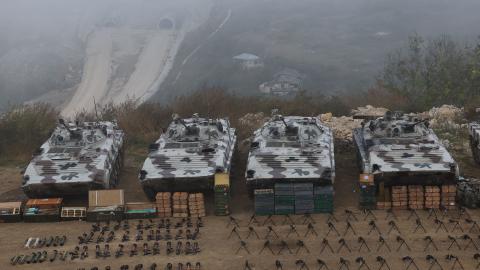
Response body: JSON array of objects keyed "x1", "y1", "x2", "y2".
[{"x1": 1, "y1": 0, "x2": 480, "y2": 112}]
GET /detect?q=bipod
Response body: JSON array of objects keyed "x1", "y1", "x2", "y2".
[
  {"x1": 302, "y1": 214, "x2": 315, "y2": 225},
  {"x1": 339, "y1": 258, "x2": 350, "y2": 270},
  {"x1": 458, "y1": 207, "x2": 471, "y2": 220},
  {"x1": 278, "y1": 240, "x2": 292, "y2": 255},
  {"x1": 396, "y1": 236, "x2": 411, "y2": 251},
  {"x1": 263, "y1": 215, "x2": 276, "y2": 226},
  {"x1": 326, "y1": 222, "x2": 340, "y2": 237},
  {"x1": 474, "y1": 253, "x2": 480, "y2": 269},
  {"x1": 413, "y1": 219, "x2": 427, "y2": 233},
  {"x1": 320, "y1": 239, "x2": 334, "y2": 254},
  {"x1": 363, "y1": 209, "x2": 376, "y2": 221},
  {"x1": 435, "y1": 219, "x2": 449, "y2": 233},
  {"x1": 317, "y1": 259, "x2": 330, "y2": 270},
  {"x1": 275, "y1": 260, "x2": 283, "y2": 270},
  {"x1": 387, "y1": 221, "x2": 401, "y2": 235},
  {"x1": 356, "y1": 257, "x2": 371, "y2": 270},
  {"x1": 447, "y1": 235, "x2": 461, "y2": 251},
  {"x1": 402, "y1": 256, "x2": 419, "y2": 270},
  {"x1": 407, "y1": 210, "x2": 420, "y2": 221},
  {"x1": 227, "y1": 216, "x2": 239, "y2": 228},
  {"x1": 247, "y1": 215, "x2": 259, "y2": 226},
  {"x1": 305, "y1": 223, "x2": 318, "y2": 237},
  {"x1": 327, "y1": 214, "x2": 338, "y2": 223},
  {"x1": 426, "y1": 255, "x2": 443, "y2": 270},
  {"x1": 345, "y1": 209, "x2": 358, "y2": 222},
  {"x1": 376, "y1": 236, "x2": 391, "y2": 252},
  {"x1": 368, "y1": 221, "x2": 381, "y2": 236},
  {"x1": 282, "y1": 214, "x2": 295, "y2": 225},
  {"x1": 449, "y1": 219, "x2": 463, "y2": 233},
  {"x1": 265, "y1": 226, "x2": 279, "y2": 239},
  {"x1": 287, "y1": 225, "x2": 300, "y2": 238},
  {"x1": 376, "y1": 257, "x2": 391, "y2": 270},
  {"x1": 246, "y1": 226, "x2": 260, "y2": 239},
  {"x1": 259, "y1": 240, "x2": 274, "y2": 255},
  {"x1": 235, "y1": 241, "x2": 250, "y2": 255},
  {"x1": 228, "y1": 227, "x2": 242, "y2": 240},
  {"x1": 244, "y1": 260, "x2": 253, "y2": 270},
  {"x1": 343, "y1": 222, "x2": 357, "y2": 236},
  {"x1": 357, "y1": 237, "x2": 370, "y2": 252},
  {"x1": 462, "y1": 234, "x2": 479, "y2": 251},
  {"x1": 427, "y1": 209, "x2": 438, "y2": 220},
  {"x1": 421, "y1": 235, "x2": 438, "y2": 252},
  {"x1": 337, "y1": 238, "x2": 351, "y2": 253},
  {"x1": 296, "y1": 240, "x2": 310, "y2": 254},
  {"x1": 446, "y1": 254, "x2": 464, "y2": 270},
  {"x1": 466, "y1": 219, "x2": 480, "y2": 233},
  {"x1": 296, "y1": 260, "x2": 310, "y2": 270},
  {"x1": 385, "y1": 209, "x2": 397, "y2": 220}
]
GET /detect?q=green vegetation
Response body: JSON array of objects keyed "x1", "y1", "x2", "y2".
[{"x1": 381, "y1": 34, "x2": 480, "y2": 112}]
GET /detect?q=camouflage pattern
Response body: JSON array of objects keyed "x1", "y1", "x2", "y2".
[
  {"x1": 22, "y1": 121, "x2": 125, "y2": 198},
  {"x1": 468, "y1": 122, "x2": 480, "y2": 164},
  {"x1": 139, "y1": 114, "x2": 236, "y2": 198},
  {"x1": 245, "y1": 114, "x2": 335, "y2": 189},
  {"x1": 458, "y1": 177, "x2": 480, "y2": 208},
  {"x1": 353, "y1": 112, "x2": 458, "y2": 181}
]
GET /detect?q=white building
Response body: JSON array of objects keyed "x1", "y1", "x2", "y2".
[{"x1": 233, "y1": 53, "x2": 264, "y2": 70}]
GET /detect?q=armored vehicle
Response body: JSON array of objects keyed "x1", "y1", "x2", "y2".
[
  {"x1": 139, "y1": 114, "x2": 236, "y2": 199},
  {"x1": 353, "y1": 111, "x2": 458, "y2": 186},
  {"x1": 468, "y1": 122, "x2": 480, "y2": 164},
  {"x1": 245, "y1": 113, "x2": 335, "y2": 192},
  {"x1": 22, "y1": 120, "x2": 125, "y2": 198}
]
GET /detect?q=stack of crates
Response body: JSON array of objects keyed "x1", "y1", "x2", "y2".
[
  {"x1": 441, "y1": 185, "x2": 456, "y2": 210},
  {"x1": 172, "y1": 192, "x2": 188, "y2": 218},
  {"x1": 274, "y1": 183, "x2": 295, "y2": 215},
  {"x1": 392, "y1": 186, "x2": 408, "y2": 210},
  {"x1": 359, "y1": 174, "x2": 376, "y2": 209},
  {"x1": 155, "y1": 192, "x2": 172, "y2": 218},
  {"x1": 408, "y1": 185, "x2": 424, "y2": 210},
  {"x1": 188, "y1": 193, "x2": 206, "y2": 217},
  {"x1": 425, "y1": 186, "x2": 441, "y2": 209},
  {"x1": 314, "y1": 185, "x2": 334, "y2": 213},
  {"x1": 294, "y1": 183, "x2": 314, "y2": 214},
  {"x1": 254, "y1": 189, "x2": 275, "y2": 216},
  {"x1": 214, "y1": 173, "x2": 230, "y2": 216}
]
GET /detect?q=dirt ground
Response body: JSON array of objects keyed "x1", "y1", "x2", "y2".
[{"x1": 1, "y1": 143, "x2": 480, "y2": 270}]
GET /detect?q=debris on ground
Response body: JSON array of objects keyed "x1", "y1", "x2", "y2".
[
  {"x1": 351, "y1": 105, "x2": 388, "y2": 119},
  {"x1": 422, "y1": 105, "x2": 466, "y2": 129}
]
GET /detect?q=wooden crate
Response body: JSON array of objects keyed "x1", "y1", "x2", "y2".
[
  {"x1": 425, "y1": 186, "x2": 441, "y2": 209},
  {"x1": 391, "y1": 186, "x2": 408, "y2": 210},
  {"x1": 188, "y1": 193, "x2": 206, "y2": 217},
  {"x1": 441, "y1": 185, "x2": 456, "y2": 210},
  {"x1": 408, "y1": 185, "x2": 424, "y2": 210}
]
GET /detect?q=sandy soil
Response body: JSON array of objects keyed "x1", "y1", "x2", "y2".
[{"x1": 2, "y1": 147, "x2": 480, "y2": 270}]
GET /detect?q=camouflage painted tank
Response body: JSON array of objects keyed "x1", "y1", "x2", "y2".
[
  {"x1": 139, "y1": 114, "x2": 236, "y2": 199},
  {"x1": 468, "y1": 122, "x2": 480, "y2": 164},
  {"x1": 353, "y1": 111, "x2": 458, "y2": 186},
  {"x1": 245, "y1": 113, "x2": 335, "y2": 191},
  {"x1": 22, "y1": 120, "x2": 125, "y2": 198}
]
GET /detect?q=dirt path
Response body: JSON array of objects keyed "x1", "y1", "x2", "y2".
[{"x1": 62, "y1": 29, "x2": 113, "y2": 118}]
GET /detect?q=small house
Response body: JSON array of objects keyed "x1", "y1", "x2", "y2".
[{"x1": 233, "y1": 53, "x2": 264, "y2": 70}]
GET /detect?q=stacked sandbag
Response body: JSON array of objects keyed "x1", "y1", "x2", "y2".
[
  {"x1": 408, "y1": 185, "x2": 424, "y2": 210},
  {"x1": 172, "y1": 192, "x2": 188, "y2": 218},
  {"x1": 155, "y1": 192, "x2": 172, "y2": 218},
  {"x1": 441, "y1": 185, "x2": 457, "y2": 210},
  {"x1": 425, "y1": 186, "x2": 441, "y2": 209},
  {"x1": 392, "y1": 186, "x2": 408, "y2": 210}
]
